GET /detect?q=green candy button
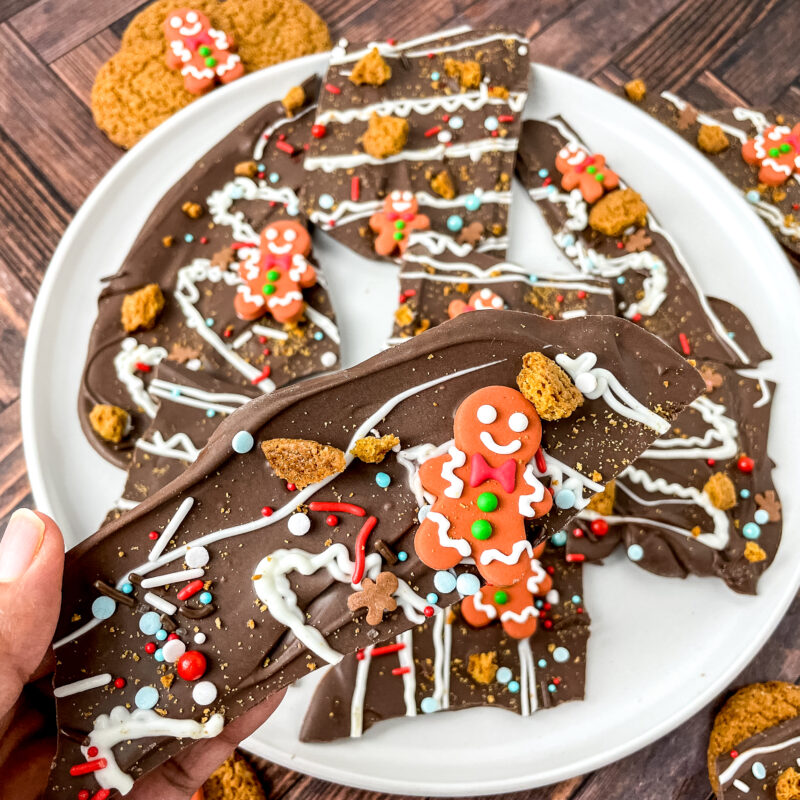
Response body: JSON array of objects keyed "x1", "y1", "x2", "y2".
[
  {"x1": 586, "y1": 165, "x2": 597, "y2": 174},
  {"x1": 471, "y1": 519, "x2": 492, "y2": 540},
  {"x1": 477, "y1": 492, "x2": 498, "y2": 512},
  {"x1": 394, "y1": 219, "x2": 406, "y2": 230},
  {"x1": 494, "y1": 590, "x2": 509, "y2": 605},
  {"x1": 262, "y1": 284, "x2": 276, "y2": 295},
  {"x1": 205, "y1": 56, "x2": 217, "y2": 67},
  {"x1": 198, "y1": 45, "x2": 211, "y2": 56},
  {"x1": 393, "y1": 231, "x2": 404, "y2": 241},
  {"x1": 266, "y1": 270, "x2": 280, "y2": 281},
  {"x1": 781, "y1": 142, "x2": 792, "y2": 153},
  {"x1": 595, "y1": 172, "x2": 604, "y2": 182},
  {"x1": 769, "y1": 147, "x2": 780, "y2": 157}
]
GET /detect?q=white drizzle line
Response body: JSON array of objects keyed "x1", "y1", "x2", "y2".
[
  {"x1": 149, "y1": 497, "x2": 195, "y2": 562},
  {"x1": 148, "y1": 378, "x2": 253, "y2": 414},
  {"x1": 639, "y1": 396, "x2": 737, "y2": 461},
  {"x1": 555, "y1": 352, "x2": 670, "y2": 433},
  {"x1": 140, "y1": 568, "x2": 204, "y2": 589},
  {"x1": 303, "y1": 305, "x2": 341, "y2": 344},
  {"x1": 53, "y1": 673, "x2": 112, "y2": 698},
  {"x1": 253, "y1": 103, "x2": 316, "y2": 161},
  {"x1": 350, "y1": 644, "x2": 372, "y2": 737},
  {"x1": 136, "y1": 432, "x2": 202, "y2": 462},
  {"x1": 719, "y1": 732, "x2": 800, "y2": 786},
  {"x1": 304, "y1": 136, "x2": 518, "y2": 173},
  {"x1": 174, "y1": 259, "x2": 276, "y2": 392},
  {"x1": 396, "y1": 440, "x2": 454, "y2": 507},
  {"x1": 533, "y1": 450, "x2": 604, "y2": 511},
  {"x1": 397, "y1": 629, "x2": 417, "y2": 717},
  {"x1": 431, "y1": 610, "x2": 452, "y2": 711},
  {"x1": 661, "y1": 91, "x2": 750, "y2": 143},
  {"x1": 517, "y1": 637, "x2": 537, "y2": 717},
  {"x1": 113, "y1": 339, "x2": 168, "y2": 418},
  {"x1": 249, "y1": 324, "x2": 289, "y2": 341},
  {"x1": 85, "y1": 707, "x2": 224, "y2": 795}
]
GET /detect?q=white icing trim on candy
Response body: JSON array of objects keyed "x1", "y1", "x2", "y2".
[
  {"x1": 136, "y1": 431, "x2": 202, "y2": 462},
  {"x1": 148, "y1": 378, "x2": 253, "y2": 414},
  {"x1": 441, "y1": 446, "x2": 466, "y2": 498},
  {"x1": 85, "y1": 706, "x2": 224, "y2": 795},
  {"x1": 479, "y1": 539, "x2": 533, "y2": 566},
  {"x1": 555, "y1": 352, "x2": 671, "y2": 433},
  {"x1": 113, "y1": 339, "x2": 168, "y2": 418},
  {"x1": 425, "y1": 510, "x2": 472, "y2": 558}
]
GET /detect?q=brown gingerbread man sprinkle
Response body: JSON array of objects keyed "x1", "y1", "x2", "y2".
[
  {"x1": 167, "y1": 342, "x2": 201, "y2": 364},
  {"x1": 347, "y1": 572, "x2": 398, "y2": 625},
  {"x1": 699, "y1": 364, "x2": 724, "y2": 393},
  {"x1": 755, "y1": 489, "x2": 782, "y2": 522},
  {"x1": 625, "y1": 228, "x2": 653, "y2": 253},
  {"x1": 457, "y1": 221, "x2": 485, "y2": 247}
]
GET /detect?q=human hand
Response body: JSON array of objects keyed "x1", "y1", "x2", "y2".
[{"x1": 0, "y1": 509, "x2": 282, "y2": 799}]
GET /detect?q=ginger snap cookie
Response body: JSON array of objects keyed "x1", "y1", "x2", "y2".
[
  {"x1": 708, "y1": 682, "x2": 800, "y2": 797},
  {"x1": 91, "y1": 0, "x2": 330, "y2": 148},
  {"x1": 203, "y1": 751, "x2": 266, "y2": 800}
]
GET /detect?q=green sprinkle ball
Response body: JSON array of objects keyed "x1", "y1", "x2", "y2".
[
  {"x1": 477, "y1": 492, "x2": 498, "y2": 512},
  {"x1": 494, "y1": 590, "x2": 509, "y2": 604},
  {"x1": 471, "y1": 519, "x2": 492, "y2": 540}
]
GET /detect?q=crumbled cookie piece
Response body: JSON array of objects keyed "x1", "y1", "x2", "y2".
[
  {"x1": 349, "y1": 47, "x2": 392, "y2": 87},
  {"x1": 777, "y1": 767, "x2": 800, "y2": 800},
  {"x1": 431, "y1": 169, "x2": 456, "y2": 199},
  {"x1": 516, "y1": 351, "x2": 583, "y2": 420},
  {"x1": 362, "y1": 113, "x2": 408, "y2": 159},
  {"x1": 261, "y1": 438, "x2": 345, "y2": 488},
  {"x1": 282, "y1": 84, "x2": 306, "y2": 116},
  {"x1": 181, "y1": 200, "x2": 203, "y2": 219},
  {"x1": 744, "y1": 541, "x2": 767, "y2": 563},
  {"x1": 121, "y1": 283, "x2": 165, "y2": 332},
  {"x1": 697, "y1": 124, "x2": 730, "y2": 154},
  {"x1": 624, "y1": 78, "x2": 646, "y2": 103},
  {"x1": 350, "y1": 434, "x2": 400, "y2": 463},
  {"x1": 703, "y1": 472, "x2": 736, "y2": 510},
  {"x1": 487, "y1": 85, "x2": 509, "y2": 100},
  {"x1": 444, "y1": 57, "x2": 481, "y2": 89},
  {"x1": 394, "y1": 303, "x2": 414, "y2": 327},
  {"x1": 234, "y1": 160, "x2": 259, "y2": 178},
  {"x1": 467, "y1": 651, "x2": 498, "y2": 685},
  {"x1": 89, "y1": 404, "x2": 129, "y2": 443},
  {"x1": 203, "y1": 751, "x2": 267, "y2": 800},
  {"x1": 588, "y1": 188, "x2": 648, "y2": 237},
  {"x1": 162, "y1": 235, "x2": 174, "y2": 247},
  {"x1": 586, "y1": 480, "x2": 615, "y2": 516}
]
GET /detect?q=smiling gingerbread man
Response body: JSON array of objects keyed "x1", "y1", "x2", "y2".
[
  {"x1": 234, "y1": 220, "x2": 317, "y2": 324},
  {"x1": 369, "y1": 190, "x2": 430, "y2": 257},
  {"x1": 414, "y1": 386, "x2": 553, "y2": 587},
  {"x1": 164, "y1": 8, "x2": 244, "y2": 94}
]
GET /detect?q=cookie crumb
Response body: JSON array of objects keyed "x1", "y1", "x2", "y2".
[
  {"x1": 351, "y1": 434, "x2": 400, "y2": 463},
  {"x1": 234, "y1": 160, "x2": 259, "y2": 178},
  {"x1": 744, "y1": 541, "x2": 767, "y2": 563},
  {"x1": 121, "y1": 283, "x2": 165, "y2": 332},
  {"x1": 467, "y1": 651, "x2": 498, "y2": 685},
  {"x1": 431, "y1": 169, "x2": 456, "y2": 199},
  {"x1": 282, "y1": 85, "x2": 306, "y2": 116},
  {"x1": 444, "y1": 57, "x2": 481, "y2": 89},
  {"x1": 586, "y1": 481, "x2": 615, "y2": 516},
  {"x1": 362, "y1": 112, "x2": 408, "y2": 159},
  {"x1": 350, "y1": 47, "x2": 392, "y2": 87},
  {"x1": 487, "y1": 85, "x2": 509, "y2": 100},
  {"x1": 589, "y1": 188, "x2": 648, "y2": 236},
  {"x1": 516, "y1": 351, "x2": 583, "y2": 420},
  {"x1": 261, "y1": 438, "x2": 346, "y2": 489},
  {"x1": 203, "y1": 752, "x2": 267, "y2": 800},
  {"x1": 777, "y1": 767, "x2": 800, "y2": 800},
  {"x1": 697, "y1": 124, "x2": 730, "y2": 154},
  {"x1": 394, "y1": 303, "x2": 414, "y2": 327},
  {"x1": 181, "y1": 200, "x2": 203, "y2": 219},
  {"x1": 162, "y1": 235, "x2": 174, "y2": 248},
  {"x1": 703, "y1": 472, "x2": 736, "y2": 510},
  {"x1": 89, "y1": 404, "x2": 129, "y2": 443},
  {"x1": 624, "y1": 78, "x2": 646, "y2": 103}
]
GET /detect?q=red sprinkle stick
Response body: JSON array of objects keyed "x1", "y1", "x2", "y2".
[
  {"x1": 534, "y1": 447, "x2": 547, "y2": 475},
  {"x1": 351, "y1": 515, "x2": 378, "y2": 584},
  {"x1": 308, "y1": 501, "x2": 366, "y2": 517},
  {"x1": 392, "y1": 666, "x2": 411, "y2": 676},
  {"x1": 275, "y1": 140, "x2": 296, "y2": 155},
  {"x1": 69, "y1": 759, "x2": 108, "y2": 776},
  {"x1": 351, "y1": 176, "x2": 360, "y2": 201},
  {"x1": 177, "y1": 579, "x2": 204, "y2": 601},
  {"x1": 678, "y1": 332, "x2": 691, "y2": 355},
  {"x1": 371, "y1": 642, "x2": 405, "y2": 657},
  {"x1": 324, "y1": 82, "x2": 341, "y2": 94},
  {"x1": 91, "y1": 791, "x2": 112, "y2": 800}
]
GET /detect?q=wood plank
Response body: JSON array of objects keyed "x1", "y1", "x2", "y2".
[
  {"x1": 524, "y1": 0, "x2": 684, "y2": 79},
  {"x1": 0, "y1": 0, "x2": 37, "y2": 25},
  {"x1": 774, "y1": 83, "x2": 800, "y2": 120},
  {"x1": 9, "y1": 0, "x2": 143, "y2": 62},
  {"x1": 712, "y1": 0, "x2": 800, "y2": 105},
  {"x1": 50, "y1": 29, "x2": 119, "y2": 108},
  {"x1": 0, "y1": 438, "x2": 31, "y2": 525},
  {"x1": 0, "y1": 262, "x2": 33, "y2": 408},
  {"x1": 461, "y1": 0, "x2": 581, "y2": 35},
  {"x1": 0, "y1": 401, "x2": 22, "y2": 467},
  {"x1": 682, "y1": 70, "x2": 747, "y2": 109},
  {"x1": 0, "y1": 24, "x2": 119, "y2": 208}
]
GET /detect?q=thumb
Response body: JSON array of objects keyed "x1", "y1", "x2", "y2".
[{"x1": 0, "y1": 510, "x2": 64, "y2": 713}]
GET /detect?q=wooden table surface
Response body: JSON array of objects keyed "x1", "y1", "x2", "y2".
[{"x1": 1, "y1": 1, "x2": 797, "y2": 798}]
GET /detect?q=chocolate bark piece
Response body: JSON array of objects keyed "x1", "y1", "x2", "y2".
[
  {"x1": 300, "y1": 28, "x2": 530, "y2": 261},
  {"x1": 636, "y1": 91, "x2": 800, "y2": 260},
  {"x1": 713, "y1": 714, "x2": 800, "y2": 799},
  {"x1": 389, "y1": 231, "x2": 616, "y2": 343},
  {"x1": 516, "y1": 117, "x2": 754, "y2": 368},
  {"x1": 300, "y1": 546, "x2": 588, "y2": 742},
  {"x1": 80, "y1": 76, "x2": 340, "y2": 469},
  {"x1": 48, "y1": 311, "x2": 703, "y2": 798}
]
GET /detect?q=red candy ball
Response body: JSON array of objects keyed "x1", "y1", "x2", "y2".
[
  {"x1": 114, "y1": 677, "x2": 126, "y2": 689},
  {"x1": 177, "y1": 650, "x2": 207, "y2": 681},
  {"x1": 78, "y1": 791, "x2": 90, "y2": 800},
  {"x1": 261, "y1": 506, "x2": 273, "y2": 517},
  {"x1": 167, "y1": 632, "x2": 179, "y2": 641},
  {"x1": 325, "y1": 514, "x2": 338, "y2": 527},
  {"x1": 144, "y1": 642, "x2": 156, "y2": 654},
  {"x1": 311, "y1": 123, "x2": 327, "y2": 139},
  {"x1": 423, "y1": 605, "x2": 435, "y2": 618},
  {"x1": 148, "y1": 531, "x2": 159, "y2": 540},
  {"x1": 737, "y1": 455, "x2": 755, "y2": 473},
  {"x1": 590, "y1": 518, "x2": 609, "y2": 536}
]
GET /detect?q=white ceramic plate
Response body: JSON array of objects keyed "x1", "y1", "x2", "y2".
[{"x1": 21, "y1": 53, "x2": 800, "y2": 796}]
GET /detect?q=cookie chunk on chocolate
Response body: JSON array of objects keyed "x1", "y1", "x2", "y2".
[{"x1": 300, "y1": 29, "x2": 531, "y2": 261}]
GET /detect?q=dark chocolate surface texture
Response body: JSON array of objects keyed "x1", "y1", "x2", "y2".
[
  {"x1": 48, "y1": 311, "x2": 703, "y2": 798},
  {"x1": 300, "y1": 545, "x2": 588, "y2": 743},
  {"x1": 515, "y1": 117, "x2": 756, "y2": 369},
  {"x1": 80, "y1": 75, "x2": 341, "y2": 469},
  {"x1": 635, "y1": 91, "x2": 800, "y2": 259},
  {"x1": 300, "y1": 28, "x2": 530, "y2": 261},
  {"x1": 390, "y1": 231, "x2": 616, "y2": 342},
  {"x1": 714, "y1": 715, "x2": 800, "y2": 800},
  {"x1": 567, "y1": 297, "x2": 779, "y2": 593}
]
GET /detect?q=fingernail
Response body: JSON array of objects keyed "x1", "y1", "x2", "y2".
[{"x1": 0, "y1": 509, "x2": 45, "y2": 583}]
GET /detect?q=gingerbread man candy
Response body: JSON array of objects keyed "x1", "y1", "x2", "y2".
[
  {"x1": 447, "y1": 288, "x2": 505, "y2": 319},
  {"x1": 234, "y1": 220, "x2": 317, "y2": 324},
  {"x1": 555, "y1": 143, "x2": 619, "y2": 204},
  {"x1": 742, "y1": 123, "x2": 800, "y2": 186},
  {"x1": 414, "y1": 386, "x2": 553, "y2": 587},
  {"x1": 461, "y1": 544, "x2": 552, "y2": 639},
  {"x1": 369, "y1": 190, "x2": 430, "y2": 257},
  {"x1": 164, "y1": 8, "x2": 245, "y2": 95}
]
